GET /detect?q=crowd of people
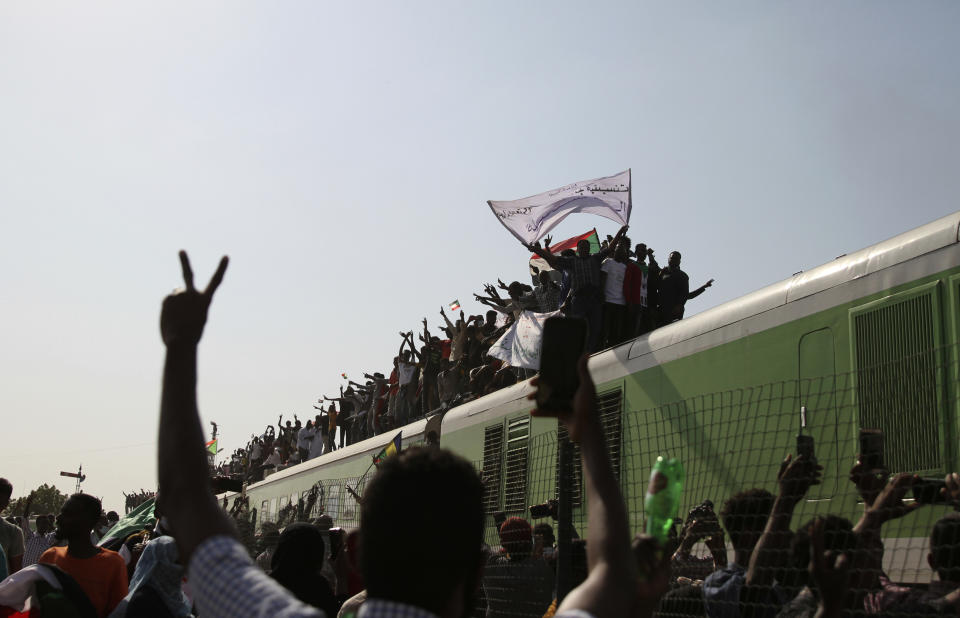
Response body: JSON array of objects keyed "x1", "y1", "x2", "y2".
[
  {"x1": 215, "y1": 228, "x2": 713, "y2": 482},
  {"x1": 1, "y1": 251, "x2": 958, "y2": 618}
]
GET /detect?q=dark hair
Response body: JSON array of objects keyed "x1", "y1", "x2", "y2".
[
  {"x1": 533, "y1": 522, "x2": 555, "y2": 547},
  {"x1": 720, "y1": 488, "x2": 774, "y2": 552},
  {"x1": 106, "y1": 511, "x2": 119, "y2": 520},
  {"x1": 500, "y1": 517, "x2": 532, "y2": 560},
  {"x1": 361, "y1": 447, "x2": 484, "y2": 613},
  {"x1": 271, "y1": 523, "x2": 337, "y2": 616},
  {"x1": 70, "y1": 493, "x2": 103, "y2": 524},
  {"x1": 0, "y1": 478, "x2": 12, "y2": 500},
  {"x1": 787, "y1": 516, "x2": 855, "y2": 590},
  {"x1": 931, "y1": 513, "x2": 960, "y2": 582}
]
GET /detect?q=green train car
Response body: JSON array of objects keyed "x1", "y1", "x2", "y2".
[{"x1": 226, "y1": 210, "x2": 960, "y2": 583}]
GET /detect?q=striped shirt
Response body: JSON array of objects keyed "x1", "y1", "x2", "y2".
[{"x1": 190, "y1": 535, "x2": 324, "y2": 618}]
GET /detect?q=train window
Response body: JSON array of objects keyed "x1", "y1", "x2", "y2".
[
  {"x1": 598, "y1": 389, "x2": 623, "y2": 481},
  {"x1": 504, "y1": 416, "x2": 530, "y2": 513},
  {"x1": 850, "y1": 282, "x2": 944, "y2": 473},
  {"x1": 557, "y1": 388, "x2": 622, "y2": 507},
  {"x1": 260, "y1": 500, "x2": 269, "y2": 525},
  {"x1": 482, "y1": 424, "x2": 504, "y2": 513},
  {"x1": 556, "y1": 423, "x2": 583, "y2": 507}
]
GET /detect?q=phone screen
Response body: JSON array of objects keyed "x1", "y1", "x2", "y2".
[
  {"x1": 859, "y1": 429, "x2": 884, "y2": 469},
  {"x1": 796, "y1": 434, "x2": 815, "y2": 461},
  {"x1": 536, "y1": 317, "x2": 587, "y2": 412}
]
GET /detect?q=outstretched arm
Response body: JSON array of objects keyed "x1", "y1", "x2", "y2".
[
  {"x1": 158, "y1": 251, "x2": 234, "y2": 564},
  {"x1": 687, "y1": 279, "x2": 714, "y2": 300},
  {"x1": 526, "y1": 240, "x2": 561, "y2": 268},
  {"x1": 530, "y1": 356, "x2": 654, "y2": 618},
  {"x1": 597, "y1": 225, "x2": 629, "y2": 259}
]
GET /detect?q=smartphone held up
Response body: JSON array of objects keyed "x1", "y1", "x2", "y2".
[{"x1": 535, "y1": 317, "x2": 587, "y2": 413}]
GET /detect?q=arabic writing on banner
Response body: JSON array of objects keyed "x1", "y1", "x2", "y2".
[{"x1": 487, "y1": 169, "x2": 631, "y2": 245}]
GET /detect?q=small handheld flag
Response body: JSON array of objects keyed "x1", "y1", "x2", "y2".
[
  {"x1": 205, "y1": 439, "x2": 218, "y2": 455},
  {"x1": 373, "y1": 431, "x2": 403, "y2": 467},
  {"x1": 341, "y1": 372, "x2": 348, "y2": 380},
  {"x1": 449, "y1": 300, "x2": 461, "y2": 312}
]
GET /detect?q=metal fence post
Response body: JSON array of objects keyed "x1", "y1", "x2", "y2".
[{"x1": 556, "y1": 435, "x2": 574, "y2": 603}]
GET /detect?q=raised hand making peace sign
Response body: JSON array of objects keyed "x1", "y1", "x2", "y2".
[{"x1": 160, "y1": 250, "x2": 229, "y2": 347}]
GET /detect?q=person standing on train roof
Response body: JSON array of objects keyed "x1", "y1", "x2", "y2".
[
  {"x1": 526, "y1": 224, "x2": 629, "y2": 351},
  {"x1": 656, "y1": 250, "x2": 714, "y2": 326},
  {"x1": 624, "y1": 243, "x2": 659, "y2": 336},
  {"x1": 600, "y1": 242, "x2": 630, "y2": 348}
]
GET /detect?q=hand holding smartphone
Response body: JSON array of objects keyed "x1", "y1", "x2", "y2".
[{"x1": 535, "y1": 317, "x2": 588, "y2": 414}]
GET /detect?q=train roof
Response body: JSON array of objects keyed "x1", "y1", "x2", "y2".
[
  {"x1": 621, "y1": 210, "x2": 960, "y2": 362},
  {"x1": 443, "y1": 211, "x2": 960, "y2": 428},
  {"x1": 237, "y1": 416, "x2": 432, "y2": 494}
]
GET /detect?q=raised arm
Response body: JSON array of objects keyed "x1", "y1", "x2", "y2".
[
  {"x1": 158, "y1": 251, "x2": 234, "y2": 564},
  {"x1": 529, "y1": 356, "x2": 649, "y2": 618},
  {"x1": 398, "y1": 332, "x2": 412, "y2": 357},
  {"x1": 745, "y1": 454, "x2": 821, "y2": 588},
  {"x1": 440, "y1": 307, "x2": 455, "y2": 332},
  {"x1": 597, "y1": 225, "x2": 629, "y2": 259},
  {"x1": 687, "y1": 279, "x2": 714, "y2": 300},
  {"x1": 525, "y1": 239, "x2": 561, "y2": 268}
]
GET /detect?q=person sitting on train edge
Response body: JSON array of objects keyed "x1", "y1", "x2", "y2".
[
  {"x1": 656, "y1": 250, "x2": 713, "y2": 326},
  {"x1": 528, "y1": 354, "x2": 669, "y2": 618}
]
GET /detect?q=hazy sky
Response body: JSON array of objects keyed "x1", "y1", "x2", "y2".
[{"x1": 2, "y1": 2, "x2": 958, "y2": 513}]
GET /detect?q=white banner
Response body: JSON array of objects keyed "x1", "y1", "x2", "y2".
[
  {"x1": 487, "y1": 169, "x2": 631, "y2": 245},
  {"x1": 488, "y1": 310, "x2": 561, "y2": 370}
]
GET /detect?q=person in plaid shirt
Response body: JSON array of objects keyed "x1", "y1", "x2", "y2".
[
  {"x1": 157, "y1": 252, "x2": 489, "y2": 618},
  {"x1": 527, "y1": 225, "x2": 629, "y2": 351}
]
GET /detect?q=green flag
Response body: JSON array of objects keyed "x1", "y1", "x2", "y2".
[{"x1": 97, "y1": 497, "x2": 156, "y2": 546}]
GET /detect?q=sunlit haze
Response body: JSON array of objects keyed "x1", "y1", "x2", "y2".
[{"x1": 2, "y1": 2, "x2": 958, "y2": 513}]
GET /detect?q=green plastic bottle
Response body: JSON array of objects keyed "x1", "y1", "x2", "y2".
[{"x1": 644, "y1": 456, "x2": 684, "y2": 543}]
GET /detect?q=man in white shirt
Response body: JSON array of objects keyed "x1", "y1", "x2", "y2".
[
  {"x1": 297, "y1": 420, "x2": 316, "y2": 461},
  {"x1": 600, "y1": 243, "x2": 630, "y2": 349}
]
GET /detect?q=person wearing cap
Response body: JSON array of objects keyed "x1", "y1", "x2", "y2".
[{"x1": 483, "y1": 517, "x2": 555, "y2": 618}]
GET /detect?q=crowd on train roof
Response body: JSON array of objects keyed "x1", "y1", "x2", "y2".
[
  {"x1": 217, "y1": 229, "x2": 715, "y2": 483},
  {"x1": 3, "y1": 250, "x2": 960, "y2": 618}
]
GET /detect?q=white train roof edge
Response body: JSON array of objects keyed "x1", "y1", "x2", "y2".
[{"x1": 442, "y1": 210, "x2": 960, "y2": 434}]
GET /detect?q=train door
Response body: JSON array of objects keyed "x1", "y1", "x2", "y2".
[{"x1": 799, "y1": 328, "x2": 839, "y2": 498}]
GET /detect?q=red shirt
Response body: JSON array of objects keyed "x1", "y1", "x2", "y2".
[{"x1": 623, "y1": 262, "x2": 645, "y2": 305}]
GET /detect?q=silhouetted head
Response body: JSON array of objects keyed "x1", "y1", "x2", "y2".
[
  {"x1": 499, "y1": 517, "x2": 533, "y2": 561},
  {"x1": 36, "y1": 514, "x2": 53, "y2": 535},
  {"x1": 56, "y1": 493, "x2": 102, "y2": 540},
  {"x1": 361, "y1": 447, "x2": 484, "y2": 616},
  {"x1": 668, "y1": 251, "x2": 681, "y2": 268},
  {"x1": 0, "y1": 478, "x2": 11, "y2": 512},
  {"x1": 485, "y1": 310, "x2": 497, "y2": 326},
  {"x1": 721, "y1": 488, "x2": 775, "y2": 558},
  {"x1": 538, "y1": 271, "x2": 551, "y2": 285},
  {"x1": 577, "y1": 239, "x2": 591, "y2": 257},
  {"x1": 615, "y1": 243, "x2": 629, "y2": 262}
]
